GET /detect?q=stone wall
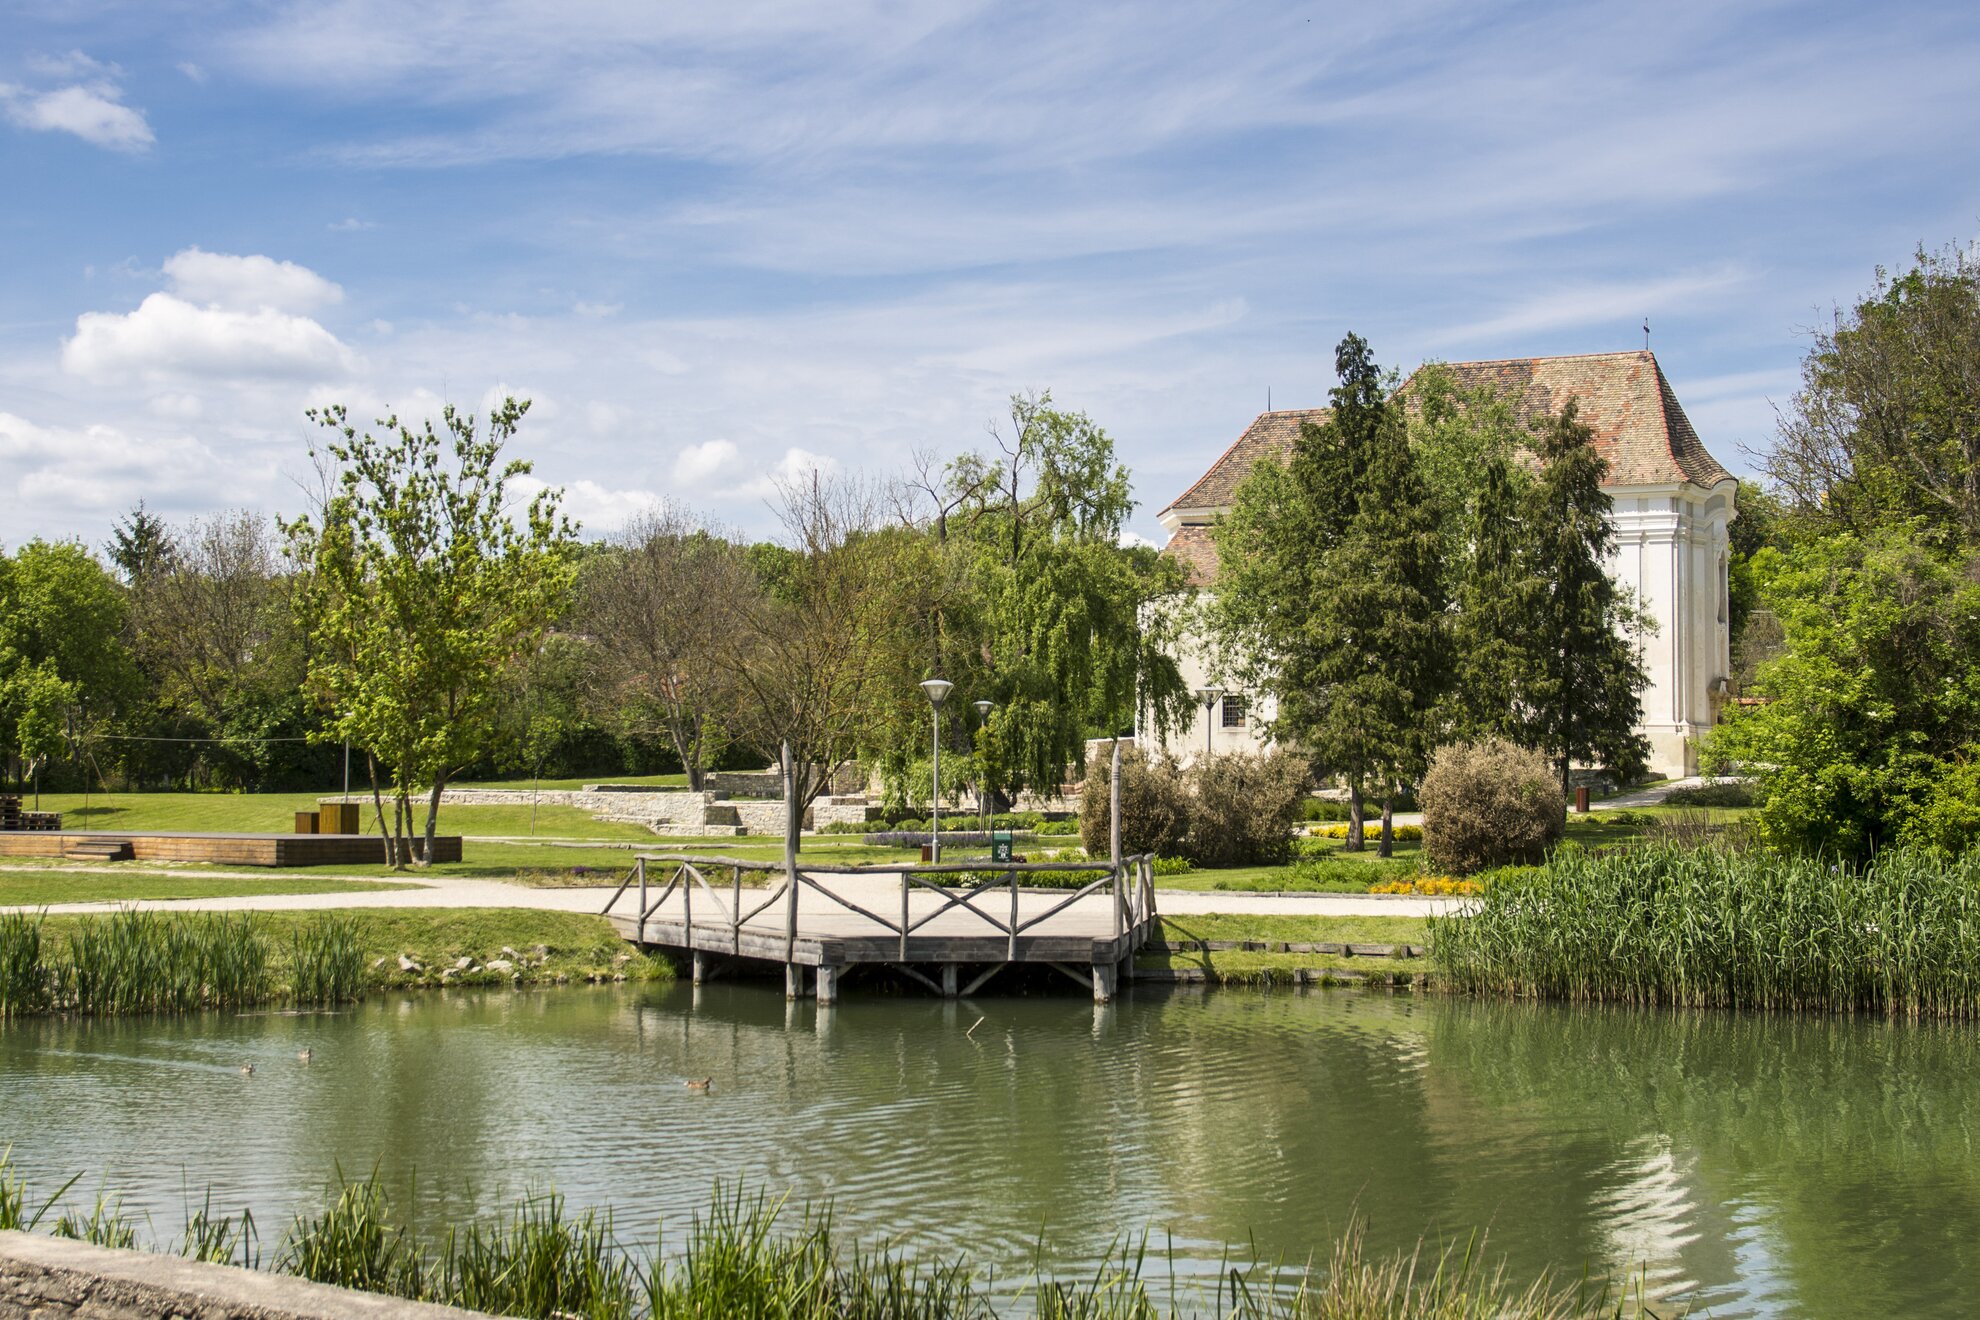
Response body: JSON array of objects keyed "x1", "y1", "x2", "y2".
[{"x1": 0, "y1": 1230, "x2": 486, "y2": 1319}]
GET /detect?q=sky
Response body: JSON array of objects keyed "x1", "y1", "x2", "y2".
[{"x1": 3, "y1": 0, "x2": 1978, "y2": 550}]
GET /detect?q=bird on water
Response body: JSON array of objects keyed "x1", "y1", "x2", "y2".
[
  {"x1": 298, "y1": 1049, "x2": 313, "y2": 1063},
  {"x1": 686, "y1": 1078, "x2": 712, "y2": 1091},
  {"x1": 239, "y1": 1063, "x2": 255, "y2": 1075}
]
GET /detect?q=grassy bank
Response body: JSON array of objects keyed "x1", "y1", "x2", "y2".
[
  {"x1": 0, "y1": 871, "x2": 419, "y2": 906},
  {"x1": 1139, "y1": 914, "x2": 1429, "y2": 984},
  {"x1": 0, "y1": 909, "x2": 668, "y2": 1015},
  {"x1": 1432, "y1": 843, "x2": 1980, "y2": 1017},
  {"x1": 0, "y1": 1157, "x2": 1664, "y2": 1319}
]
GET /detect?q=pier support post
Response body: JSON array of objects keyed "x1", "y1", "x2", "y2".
[
  {"x1": 942, "y1": 964, "x2": 959, "y2": 998},
  {"x1": 816, "y1": 965, "x2": 839, "y2": 1005},
  {"x1": 692, "y1": 951, "x2": 707, "y2": 985},
  {"x1": 785, "y1": 964, "x2": 806, "y2": 999},
  {"x1": 1091, "y1": 961, "x2": 1117, "y2": 1004}
]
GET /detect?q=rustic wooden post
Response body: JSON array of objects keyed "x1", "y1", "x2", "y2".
[
  {"x1": 636, "y1": 856, "x2": 647, "y2": 943},
  {"x1": 815, "y1": 964, "x2": 838, "y2": 1005},
  {"x1": 783, "y1": 741, "x2": 800, "y2": 991},
  {"x1": 732, "y1": 865, "x2": 742, "y2": 953},
  {"x1": 899, "y1": 871, "x2": 909, "y2": 961},
  {"x1": 1008, "y1": 867, "x2": 1019, "y2": 961},
  {"x1": 1109, "y1": 739, "x2": 1123, "y2": 869}
]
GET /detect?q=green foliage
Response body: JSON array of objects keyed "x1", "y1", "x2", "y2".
[
  {"x1": 1215, "y1": 335, "x2": 1448, "y2": 835},
  {"x1": 883, "y1": 392, "x2": 1193, "y2": 802},
  {"x1": 1420, "y1": 739, "x2": 1565, "y2": 875},
  {"x1": 1710, "y1": 524, "x2": 1980, "y2": 856},
  {"x1": 285, "y1": 398, "x2": 578, "y2": 865},
  {"x1": 1079, "y1": 747, "x2": 1188, "y2": 859},
  {"x1": 281, "y1": 1172, "x2": 426, "y2": 1297},
  {"x1": 54, "y1": 1193, "x2": 140, "y2": 1250},
  {"x1": 1182, "y1": 749, "x2": 1308, "y2": 867},
  {"x1": 288, "y1": 915, "x2": 364, "y2": 1006},
  {"x1": 0, "y1": 538, "x2": 138, "y2": 770},
  {"x1": 0, "y1": 912, "x2": 48, "y2": 1016},
  {"x1": 1435, "y1": 843, "x2": 1980, "y2": 1017},
  {"x1": 1659, "y1": 781, "x2": 1760, "y2": 808}
]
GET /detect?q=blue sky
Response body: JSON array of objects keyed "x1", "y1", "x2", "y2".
[{"x1": 3, "y1": 0, "x2": 1977, "y2": 546}]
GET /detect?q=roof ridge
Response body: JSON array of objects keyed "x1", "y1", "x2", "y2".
[{"x1": 1433, "y1": 348, "x2": 1652, "y2": 369}]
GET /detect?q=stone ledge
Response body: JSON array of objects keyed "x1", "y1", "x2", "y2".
[{"x1": 0, "y1": 1232, "x2": 489, "y2": 1320}]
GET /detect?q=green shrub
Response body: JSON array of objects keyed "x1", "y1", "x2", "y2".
[
  {"x1": 1421, "y1": 739, "x2": 1564, "y2": 875},
  {"x1": 1079, "y1": 747, "x2": 1188, "y2": 859},
  {"x1": 0, "y1": 913, "x2": 49, "y2": 1017},
  {"x1": 1183, "y1": 749, "x2": 1308, "y2": 867},
  {"x1": 1034, "y1": 819, "x2": 1080, "y2": 836},
  {"x1": 1150, "y1": 855, "x2": 1194, "y2": 876},
  {"x1": 1301, "y1": 798, "x2": 1351, "y2": 821},
  {"x1": 1661, "y1": 780, "x2": 1760, "y2": 808}
]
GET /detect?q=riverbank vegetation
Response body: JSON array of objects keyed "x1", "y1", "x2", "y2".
[
  {"x1": 0, "y1": 1156, "x2": 1667, "y2": 1319},
  {"x1": 0, "y1": 909, "x2": 667, "y2": 1015},
  {"x1": 1432, "y1": 844, "x2": 1980, "y2": 1017}
]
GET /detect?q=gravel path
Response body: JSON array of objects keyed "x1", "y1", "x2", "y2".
[{"x1": 2, "y1": 868, "x2": 1463, "y2": 919}]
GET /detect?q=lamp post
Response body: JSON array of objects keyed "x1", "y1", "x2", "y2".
[
  {"x1": 920, "y1": 678, "x2": 954, "y2": 862},
  {"x1": 972, "y1": 699, "x2": 995, "y2": 839},
  {"x1": 1197, "y1": 686, "x2": 1224, "y2": 761}
]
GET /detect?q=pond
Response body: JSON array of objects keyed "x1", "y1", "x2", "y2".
[{"x1": 2, "y1": 981, "x2": 1976, "y2": 1317}]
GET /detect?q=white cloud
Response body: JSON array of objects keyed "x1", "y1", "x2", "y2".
[
  {"x1": 511, "y1": 475, "x2": 658, "y2": 535},
  {"x1": 147, "y1": 392, "x2": 204, "y2": 420},
  {"x1": 1, "y1": 81, "x2": 154, "y2": 151},
  {"x1": 63, "y1": 292, "x2": 360, "y2": 382},
  {"x1": 672, "y1": 438, "x2": 738, "y2": 486},
  {"x1": 742, "y1": 447, "x2": 840, "y2": 498},
  {"x1": 177, "y1": 61, "x2": 208, "y2": 83},
  {"x1": 0, "y1": 412, "x2": 252, "y2": 525},
  {"x1": 328, "y1": 216, "x2": 376, "y2": 231},
  {"x1": 1427, "y1": 267, "x2": 1753, "y2": 347},
  {"x1": 164, "y1": 247, "x2": 345, "y2": 313}
]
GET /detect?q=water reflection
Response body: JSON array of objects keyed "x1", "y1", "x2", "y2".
[{"x1": 3, "y1": 984, "x2": 1976, "y2": 1317}]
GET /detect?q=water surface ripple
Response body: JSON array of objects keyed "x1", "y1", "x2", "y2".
[{"x1": 3, "y1": 983, "x2": 1976, "y2": 1317}]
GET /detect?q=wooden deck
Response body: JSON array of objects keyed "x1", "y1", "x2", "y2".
[
  {"x1": 603, "y1": 853, "x2": 1159, "y2": 1003},
  {"x1": 0, "y1": 830, "x2": 463, "y2": 868}
]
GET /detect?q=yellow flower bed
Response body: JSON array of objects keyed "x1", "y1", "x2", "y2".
[
  {"x1": 1370, "y1": 876, "x2": 1483, "y2": 896},
  {"x1": 1312, "y1": 823, "x2": 1423, "y2": 841}
]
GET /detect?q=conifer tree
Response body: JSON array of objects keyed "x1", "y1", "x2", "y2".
[
  {"x1": 1216, "y1": 334, "x2": 1448, "y2": 853},
  {"x1": 1522, "y1": 401, "x2": 1650, "y2": 792},
  {"x1": 1447, "y1": 450, "x2": 1534, "y2": 742}
]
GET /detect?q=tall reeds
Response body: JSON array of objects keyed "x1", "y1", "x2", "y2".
[
  {"x1": 1433, "y1": 843, "x2": 1980, "y2": 1017},
  {"x1": 0, "y1": 911, "x2": 365, "y2": 1016},
  {"x1": 0, "y1": 1151, "x2": 1667, "y2": 1319},
  {"x1": 288, "y1": 915, "x2": 363, "y2": 1006}
]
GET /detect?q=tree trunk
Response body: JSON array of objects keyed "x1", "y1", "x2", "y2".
[
  {"x1": 1346, "y1": 784, "x2": 1365, "y2": 852},
  {"x1": 1378, "y1": 794, "x2": 1394, "y2": 859},
  {"x1": 421, "y1": 777, "x2": 446, "y2": 866},
  {"x1": 367, "y1": 755, "x2": 396, "y2": 870}
]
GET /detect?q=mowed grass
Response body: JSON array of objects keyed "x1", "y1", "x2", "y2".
[
  {"x1": 1141, "y1": 912, "x2": 1430, "y2": 981},
  {"x1": 0, "y1": 871, "x2": 419, "y2": 907}
]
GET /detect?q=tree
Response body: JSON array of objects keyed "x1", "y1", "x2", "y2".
[
  {"x1": 714, "y1": 473, "x2": 906, "y2": 811},
  {"x1": 1445, "y1": 450, "x2": 1534, "y2": 744},
  {"x1": 1710, "y1": 524, "x2": 1980, "y2": 857},
  {"x1": 1521, "y1": 401, "x2": 1650, "y2": 793},
  {"x1": 888, "y1": 392, "x2": 1192, "y2": 806},
  {"x1": 579, "y1": 502, "x2": 750, "y2": 790},
  {"x1": 284, "y1": 399, "x2": 578, "y2": 867},
  {"x1": 0, "y1": 540, "x2": 139, "y2": 784},
  {"x1": 1763, "y1": 242, "x2": 1980, "y2": 541},
  {"x1": 106, "y1": 502, "x2": 173, "y2": 586},
  {"x1": 1215, "y1": 334, "x2": 1446, "y2": 853}
]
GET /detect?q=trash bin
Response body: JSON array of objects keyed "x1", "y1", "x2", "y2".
[{"x1": 991, "y1": 831, "x2": 1014, "y2": 864}]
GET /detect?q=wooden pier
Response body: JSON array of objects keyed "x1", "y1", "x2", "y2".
[{"x1": 602, "y1": 853, "x2": 1159, "y2": 1003}]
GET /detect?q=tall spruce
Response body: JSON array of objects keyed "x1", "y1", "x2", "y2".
[
  {"x1": 1523, "y1": 400, "x2": 1650, "y2": 792},
  {"x1": 1448, "y1": 450, "x2": 1534, "y2": 743},
  {"x1": 1216, "y1": 334, "x2": 1447, "y2": 852}
]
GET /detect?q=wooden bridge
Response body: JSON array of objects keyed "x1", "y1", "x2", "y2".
[{"x1": 601, "y1": 853, "x2": 1159, "y2": 1003}]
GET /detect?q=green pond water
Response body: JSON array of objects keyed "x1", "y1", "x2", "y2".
[{"x1": 2, "y1": 981, "x2": 1977, "y2": 1316}]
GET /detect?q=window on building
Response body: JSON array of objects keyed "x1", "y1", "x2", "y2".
[{"x1": 1221, "y1": 695, "x2": 1248, "y2": 728}]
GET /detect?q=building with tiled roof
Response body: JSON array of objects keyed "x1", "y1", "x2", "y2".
[{"x1": 1150, "y1": 349, "x2": 1738, "y2": 779}]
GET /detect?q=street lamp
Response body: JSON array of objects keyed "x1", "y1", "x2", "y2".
[
  {"x1": 920, "y1": 678, "x2": 954, "y2": 862},
  {"x1": 972, "y1": 699, "x2": 995, "y2": 839},
  {"x1": 1197, "y1": 686, "x2": 1224, "y2": 760}
]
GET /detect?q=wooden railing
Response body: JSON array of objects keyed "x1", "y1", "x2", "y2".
[{"x1": 600, "y1": 852, "x2": 1158, "y2": 967}]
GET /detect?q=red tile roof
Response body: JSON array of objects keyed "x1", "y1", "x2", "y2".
[{"x1": 1159, "y1": 351, "x2": 1729, "y2": 525}]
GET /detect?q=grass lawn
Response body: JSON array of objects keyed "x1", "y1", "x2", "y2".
[
  {"x1": 1140, "y1": 912, "x2": 1429, "y2": 982},
  {"x1": 448, "y1": 771, "x2": 690, "y2": 791},
  {"x1": 0, "y1": 871, "x2": 419, "y2": 906},
  {"x1": 32, "y1": 791, "x2": 666, "y2": 843},
  {"x1": 30, "y1": 907, "x2": 671, "y2": 990}
]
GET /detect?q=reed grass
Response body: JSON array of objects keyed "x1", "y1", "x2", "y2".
[
  {"x1": 0, "y1": 1149, "x2": 1670, "y2": 1319},
  {"x1": 0, "y1": 911, "x2": 369, "y2": 1016},
  {"x1": 288, "y1": 914, "x2": 364, "y2": 1005},
  {"x1": 0, "y1": 911, "x2": 49, "y2": 1016},
  {"x1": 1432, "y1": 843, "x2": 1980, "y2": 1017},
  {"x1": 54, "y1": 1192, "x2": 139, "y2": 1250}
]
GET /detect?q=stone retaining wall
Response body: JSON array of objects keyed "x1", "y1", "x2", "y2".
[{"x1": 0, "y1": 1231, "x2": 486, "y2": 1320}]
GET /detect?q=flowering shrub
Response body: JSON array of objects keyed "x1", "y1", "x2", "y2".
[
  {"x1": 1370, "y1": 876, "x2": 1484, "y2": 896},
  {"x1": 1311, "y1": 823, "x2": 1423, "y2": 841}
]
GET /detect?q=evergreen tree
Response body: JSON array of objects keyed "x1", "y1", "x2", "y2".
[
  {"x1": 1216, "y1": 333, "x2": 1447, "y2": 852},
  {"x1": 106, "y1": 502, "x2": 172, "y2": 585},
  {"x1": 1522, "y1": 401, "x2": 1650, "y2": 792},
  {"x1": 1447, "y1": 450, "x2": 1534, "y2": 743}
]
